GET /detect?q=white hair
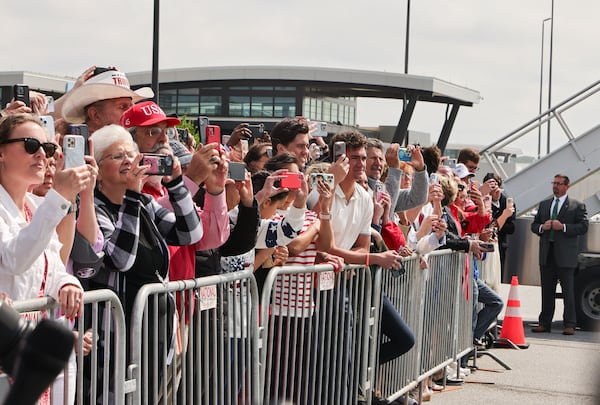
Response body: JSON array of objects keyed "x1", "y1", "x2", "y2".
[{"x1": 90, "y1": 124, "x2": 138, "y2": 163}]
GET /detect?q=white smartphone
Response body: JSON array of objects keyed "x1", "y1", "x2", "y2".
[
  {"x1": 38, "y1": 115, "x2": 56, "y2": 142},
  {"x1": 63, "y1": 135, "x2": 86, "y2": 168}
]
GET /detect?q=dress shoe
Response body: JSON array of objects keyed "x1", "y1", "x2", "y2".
[
  {"x1": 562, "y1": 327, "x2": 575, "y2": 335},
  {"x1": 531, "y1": 325, "x2": 550, "y2": 333},
  {"x1": 473, "y1": 337, "x2": 486, "y2": 348}
]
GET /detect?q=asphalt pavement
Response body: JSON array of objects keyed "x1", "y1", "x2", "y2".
[{"x1": 423, "y1": 283, "x2": 600, "y2": 405}]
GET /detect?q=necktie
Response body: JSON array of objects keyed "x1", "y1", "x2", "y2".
[{"x1": 549, "y1": 197, "x2": 559, "y2": 241}]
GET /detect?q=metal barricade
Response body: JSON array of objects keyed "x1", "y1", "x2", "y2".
[
  {"x1": 372, "y1": 250, "x2": 472, "y2": 401},
  {"x1": 259, "y1": 264, "x2": 374, "y2": 405},
  {"x1": 11, "y1": 289, "x2": 127, "y2": 405},
  {"x1": 372, "y1": 254, "x2": 426, "y2": 399},
  {"x1": 127, "y1": 269, "x2": 260, "y2": 405}
]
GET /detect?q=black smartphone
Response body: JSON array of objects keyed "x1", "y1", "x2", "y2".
[
  {"x1": 479, "y1": 242, "x2": 495, "y2": 252},
  {"x1": 248, "y1": 124, "x2": 265, "y2": 138},
  {"x1": 13, "y1": 84, "x2": 30, "y2": 107},
  {"x1": 93, "y1": 67, "x2": 117, "y2": 76},
  {"x1": 67, "y1": 124, "x2": 90, "y2": 155}
]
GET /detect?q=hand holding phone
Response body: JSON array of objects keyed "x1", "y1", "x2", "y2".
[
  {"x1": 13, "y1": 84, "x2": 30, "y2": 107},
  {"x1": 141, "y1": 154, "x2": 173, "y2": 176}
]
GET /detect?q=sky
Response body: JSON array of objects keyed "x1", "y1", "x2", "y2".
[{"x1": 3, "y1": 0, "x2": 600, "y2": 156}]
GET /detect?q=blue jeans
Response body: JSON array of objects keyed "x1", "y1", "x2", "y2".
[{"x1": 472, "y1": 278, "x2": 504, "y2": 340}]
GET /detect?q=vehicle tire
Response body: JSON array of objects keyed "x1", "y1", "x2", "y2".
[{"x1": 574, "y1": 267, "x2": 600, "y2": 331}]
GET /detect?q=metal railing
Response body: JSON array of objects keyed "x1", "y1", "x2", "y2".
[
  {"x1": 5, "y1": 250, "x2": 479, "y2": 405},
  {"x1": 11, "y1": 289, "x2": 127, "y2": 405},
  {"x1": 479, "y1": 80, "x2": 600, "y2": 178},
  {"x1": 127, "y1": 269, "x2": 260, "y2": 405}
]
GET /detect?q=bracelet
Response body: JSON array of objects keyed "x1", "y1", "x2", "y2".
[
  {"x1": 319, "y1": 213, "x2": 331, "y2": 220},
  {"x1": 365, "y1": 252, "x2": 370, "y2": 267}
]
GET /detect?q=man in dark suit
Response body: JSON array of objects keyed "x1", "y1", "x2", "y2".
[{"x1": 531, "y1": 174, "x2": 588, "y2": 335}]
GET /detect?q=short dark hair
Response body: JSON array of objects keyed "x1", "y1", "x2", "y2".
[
  {"x1": 554, "y1": 174, "x2": 570, "y2": 185},
  {"x1": 457, "y1": 147, "x2": 480, "y2": 165},
  {"x1": 422, "y1": 144, "x2": 441, "y2": 176},
  {"x1": 270, "y1": 117, "x2": 309, "y2": 150},
  {"x1": 329, "y1": 130, "x2": 367, "y2": 160},
  {"x1": 264, "y1": 151, "x2": 299, "y2": 172}
]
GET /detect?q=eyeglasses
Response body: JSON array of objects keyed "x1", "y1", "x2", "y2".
[
  {"x1": 457, "y1": 184, "x2": 466, "y2": 191},
  {"x1": 0, "y1": 138, "x2": 58, "y2": 157},
  {"x1": 145, "y1": 127, "x2": 167, "y2": 137},
  {"x1": 100, "y1": 151, "x2": 137, "y2": 162},
  {"x1": 466, "y1": 165, "x2": 479, "y2": 172},
  {"x1": 551, "y1": 181, "x2": 566, "y2": 186}
]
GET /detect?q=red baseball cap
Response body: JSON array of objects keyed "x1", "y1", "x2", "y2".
[{"x1": 120, "y1": 101, "x2": 181, "y2": 128}]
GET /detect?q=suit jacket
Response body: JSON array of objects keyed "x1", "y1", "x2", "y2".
[{"x1": 531, "y1": 195, "x2": 588, "y2": 268}]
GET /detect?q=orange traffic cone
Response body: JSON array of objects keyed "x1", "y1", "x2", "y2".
[{"x1": 496, "y1": 276, "x2": 529, "y2": 349}]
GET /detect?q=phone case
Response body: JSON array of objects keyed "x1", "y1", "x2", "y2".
[
  {"x1": 63, "y1": 135, "x2": 86, "y2": 168},
  {"x1": 280, "y1": 172, "x2": 302, "y2": 189},
  {"x1": 310, "y1": 173, "x2": 334, "y2": 189},
  {"x1": 206, "y1": 125, "x2": 221, "y2": 145}
]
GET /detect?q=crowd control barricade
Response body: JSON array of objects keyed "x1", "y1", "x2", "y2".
[
  {"x1": 372, "y1": 254, "x2": 426, "y2": 400},
  {"x1": 11, "y1": 289, "x2": 127, "y2": 405},
  {"x1": 259, "y1": 263, "x2": 374, "y2": 405},
  {"x1": 127, "y1": 269, "x2": 260, "y2": 405},
  {"x1": 372, "y1": 250, "x2": 472, "y2": 402}
]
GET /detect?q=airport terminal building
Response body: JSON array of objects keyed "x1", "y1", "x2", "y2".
[{"x1": 1, "y1": 66, "x2": 480, "y2": 146}]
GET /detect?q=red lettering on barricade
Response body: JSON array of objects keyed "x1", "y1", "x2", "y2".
[
  {"x1": 199, "y1": 285, "x2": 217, "y2": 311},
  {"x1": 318, "y1": 271, "x2": 335, "y2": 291}
]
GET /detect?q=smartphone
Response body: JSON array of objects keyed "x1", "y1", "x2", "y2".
[
  {"x1": 63, "y1": 135, "x2": 86, "y2": 168},
  {"x1": 240, "y1": 139, "x2": 249, "y2": 158},
  {"x1": 197, "y1": 116, "x2": 210, "y2": 144},
  {"x1": 265, "y1": 147, "x2": 273, "y2": 158},
  {"x1": 313, "y1": 122, "x2": 328, "y2": 137},
  {"x1": 444, "y1": 158, "x2": 457, "y2": 168},
  {"x1": 13, "y1": 84, "x2": 30, "y2": 107},
  {"x1": 375, "y1": 182, "x2": 386, "y2": 201},
  {"x1": 248, "y1": 124, "x2": 265, "y2": 138},
  {"x1": 429, "y1": 173, "x2": 439, "y2": 185},
  {"x1": 279, "y1": 172, "x2": 302, "y2": 189},
  {"x1": 398, "y1": 147, "x2": 412, "y2": 162},
  {"x1": 141, "y1": 154, "x2": 173, "y2": 176},
  {"x1": 227, "y1": 162, "x2": 247, "y2": 181},
  {"x1": 479, "y1": 242, "x2": 495, "y2": 252},
  {"x1": 67, "y1": 124, "x2": 90, "y2": 155},
  {"x1": 45, "y1": 96, "x2": 55, "y2": 113},
  {"x1": 206, "y1": 125, "x2": 221, "y2": 145},
  {"x1": 310, "y1": 173, "x2": 334, "y2": 190},
  {"x1": 507, "y1": 197, "x2": 514, "y2": 209},
  {"x1": 93, "y1": 67, "x2": 117, "y2": 76},
  {"x1": 333, "y1": 141, "x2": 346, "y2": 162},
  {"x1": 38, "y1": 115, "x2": 56, "y2": 141}
]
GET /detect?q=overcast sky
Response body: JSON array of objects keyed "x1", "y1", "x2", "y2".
[{"x1": 3, "y1": 0, "x2": 599, "y2": 155}]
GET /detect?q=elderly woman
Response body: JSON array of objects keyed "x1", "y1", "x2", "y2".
[
  {"x1": 89, "y1": 124, "x2": 202, "y2": 317},
  {"x1": 89, "y1": 124, "x2": 203, "y2": 402}
]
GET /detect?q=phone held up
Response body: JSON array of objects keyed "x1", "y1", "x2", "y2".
[
  {"x1": 63, "y1": 135, "x2": 86, "y2": 168},
  {"x1": 13, "y1": 84, "x2": 30, "y2": 107},
  {"x1": 141, "y1": 154, "x2": 173, "y2": 176},
  {"x1": 67, "y1": 124, "x2": 90, "y2": 155},
  {"x1": 398, "y1": 147, "x2": 412, "y2": 162},
  {"x1": 310, "y1": 173, "x2": 334, "y2": 190},
  {"x1": 228, "y1": 162, "x2": 247, "y2": 181},
  {"x1": 276, "y1": 172, "x2": 303, "y2": 189},
  {"x1": 333, "y1": 141, "x2": 346, "y2": 162}
]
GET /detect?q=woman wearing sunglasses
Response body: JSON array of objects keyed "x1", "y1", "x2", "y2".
[{"x1": 0, "y1": 113, "x2": 93, "y2": 309}]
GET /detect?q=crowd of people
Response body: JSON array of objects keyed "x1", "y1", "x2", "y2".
[{"x1": 3, "y1": 65, "x2": 576, "y2": 405}]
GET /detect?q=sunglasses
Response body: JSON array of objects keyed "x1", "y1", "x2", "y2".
[{"x1": 0, "y1": 138, "x2": 58, "y2": 157}]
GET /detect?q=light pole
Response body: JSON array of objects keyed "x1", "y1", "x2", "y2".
[
  {"x1": 404, "y1": 0, "x2": 411, "y2": 74},
  {"x1": 152, "y1": 0, "x2": 160, "y2": 103},
  {"x1": 546, "y1": 0, "x2": 555, "y2": 154},
  {"x1": 538, "y1": 17, "x2": 552, "y2": 159}
]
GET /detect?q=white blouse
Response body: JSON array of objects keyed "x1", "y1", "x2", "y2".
[{"x1": 0, "y1": 185, "x2": 81, "y2": 302}]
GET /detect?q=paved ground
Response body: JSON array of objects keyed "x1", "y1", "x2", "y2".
[{"x1": 423, "y1": 283, "x2": 600, "y2": 405}]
